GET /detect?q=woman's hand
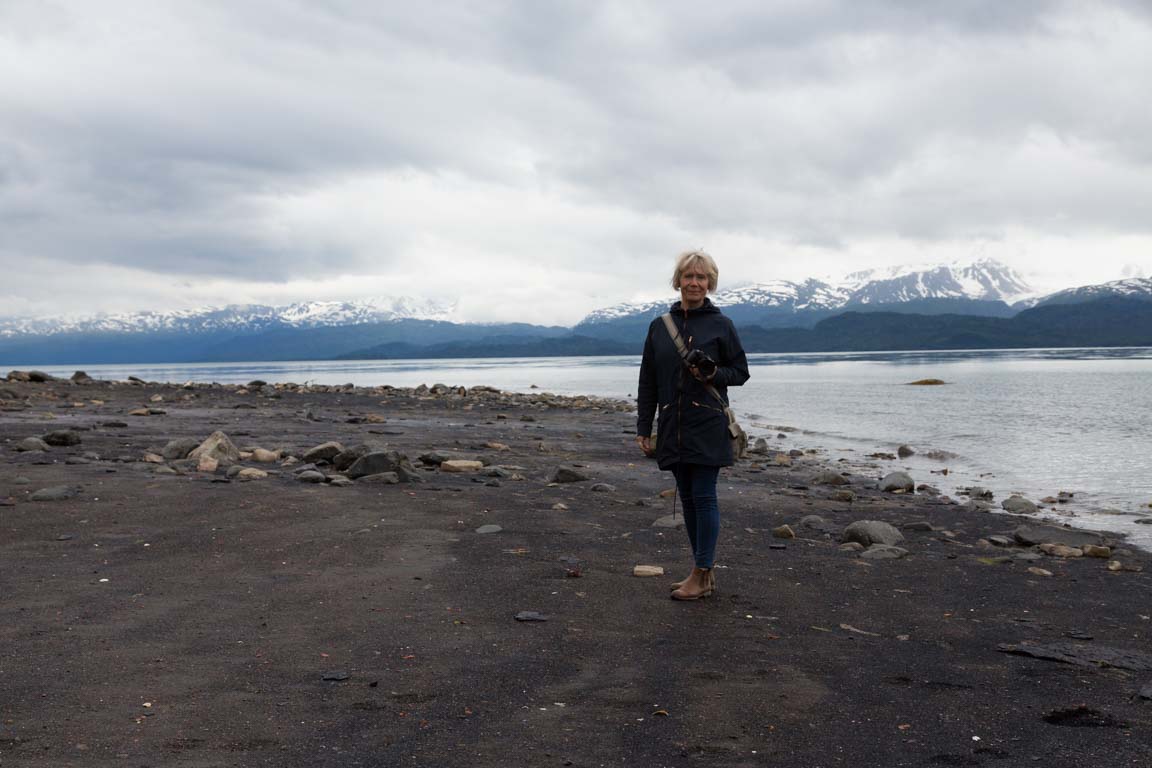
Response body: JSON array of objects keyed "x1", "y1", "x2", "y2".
[
  {"x1": 635, "y1": 435, "x2": 653, "y2": 456},
  {"x1": 689, "y1": 365, "x2": 716, "y2": 383}
]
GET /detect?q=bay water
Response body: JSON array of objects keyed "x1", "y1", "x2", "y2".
[{"x1": 36, "y1": 347, "x2": 1152, "y2": 550}]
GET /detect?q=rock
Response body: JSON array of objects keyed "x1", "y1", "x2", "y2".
[
  {"x1": 514, "y1": 611, "x2": 548, "y2": 622},
  {"x1": 141, "y1": 453, "x2": 166, "y2": 464},
  {"x1": 831, "y1": 489, "x2": 857, "y2": 502},
  {"x1": 329, "y1": 476, "x2": 353, "y2": 487},
  {"x1": 860, "y1": 544, "x2": 908, "y2": 559},
  {"x1": 236, "y1": 468, "x2": 268, "y2": 481},
  {"x1": 154, "y1": 466, "x2": 178, "y2": 475},
  {"x1": 161, "y1": 438, "x2": 201, "y2": 460},
  {"x1": 960, "y1": 500, "x2": 993, "y2": 514},
  {"x1": 1013, "y1": 524, "x2": 1105, "y2": 548},
  {"x1": 773, "y1": 453, "x2": 792, "y2": 466},
  {"x1": 997, "y1": 641, "x2": 1152, "y2": 671},
  {"x1": 1139, "y1": 683, "x2": 1152, "y2": 701},
  {"x1": 418, "y1": 451, "x2": 451, "y2": 466},
  {"x1": 332, "y1": 444, "x2": 379, "y2": 471},
  {"x1": 965, "y1": 486, "x2": 994, "y2": 500},
  {"x1": 322, "y1": 671, "x2": 350, "y2": 682},
  {"x1": 549, "y1": 466, "x2": 589, "y2": 483},
  {"x1": 812, "y1": 470, "x2": 848, "y2": 486},
  {"x1": 916, "y1": 484, "x2": 940, "y2": 496},
  {"x1": 907, "y1": 378, "x2": 946, "y2": 385},
  {"x1": 16, "y1": 437, "x2": 50, "y2": 452},
  {"x1": 1001, "y1": 495, "x2": 1038, "y2": 514},
  {"x1": 296, "y1": 470, "x2": 327, "y2": 484},
  {"x1": 652, "y1": 514, "x2": 682, "y2": 529},
  {"x1": 346, "y1": 451, "x2": 411, "y2": 479},
  {"x1": 6, "y1": 370, "x2": 31, "y2": 382},
  {"x1": 839, "y1": 542, "x2": 865, "y2": 552},
  {"x1": 42, "y1": 430, "x2": 82, "y2": 447},
  {"x1": 1039, "y1": 543, "x2": 1084, "y2": 558},
  {"x1": 748, "y1": 437, "x2": 769, "y2": 454},
  {"x1": 303, "y1": 441, "x2": 344, "y2": 464},
  {"x1": 358, "y1": 472, "x2": 399, "y2": 484},
  {"x1": 924, "y1": 449, "x2": 957, "y2": 461},
  {"x1": 879, "y1": 472, "x2": 914, "y2": 493},
  {"x1": 590, "y1": 483, "x2": 616, "y2": 492},
  {"x1": 1027, "y1": 567, "x2": 1054, "y2": 577},
  {"x1": 475, "y1": 524, "x2": 502, "y2": 534},
  {"x1": 30, "y1": 485, "x2": 80, "y2": 502},
  {"x1": 897, "y1": 444, "x2": 915, "y2": 458},
  {"x1": 188, "y1": 431, "x2": 241, "y2": 464},
  {"x1": 485, "y1": 441, "x2": 511, "y2": 451},
  {"x1": 396, "y1": 465, "x2": 425, "y2": 484},
  {"x1": 633, "y1": 565, "x2": 665, "y2": 577},
  {"x1": 1082, "y1": 545, "x2": 1112, "y2": 558},
  {"x1": 196, "y1": 456, "x2": 219, "y2": 473},
  {"x1": 987, "y1": 535, "x2": 1015, "y2": 547},
  {"x1": 250, "y1": 448, "x2": 280, "y2": 463},
  {"x1": 13, "y1": 477, "x2": 31, "y2": 485},
  {"x1": 902, "y1": 520, "x2": 936, "y2": 532},
  {"x1": 842, "y1": 520, "x2": 905, "y2": 547},
  {"x1": 27, "y1": 370, "x2": 57, "y2": 382},
  {"x1": 441, "y1": 460, "x2": 484, "y2": 473},
  {"x1": 773, "y1": 524, "x2": 796, "y2": 539}
]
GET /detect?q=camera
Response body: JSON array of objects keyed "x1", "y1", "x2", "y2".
[{"x1": 685, "y1": 349, "x2": 717, "y2": 377}]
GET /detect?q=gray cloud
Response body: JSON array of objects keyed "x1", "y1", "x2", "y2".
[{"x1": 1, "y1": 0, "x2": 1150, "y2": 321}]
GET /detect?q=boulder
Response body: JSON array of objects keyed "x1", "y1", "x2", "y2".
[
  {"x1": 860, "y1": 544, "x2": 908, "y2": 560},
  {"x1": 7, "y1": 370, "x2": 31, "y2": 382},
  {"x1": 1013, "y1": 524, "x2": 1105, "y2": 549},
  {"x1": 879, "y1": 471, "x2": 914, "y2": 493},
  {"x1": 31, "y1": 485, "x2": 80, "y2": 502},
  {"x1": 748, "y1": 437, "x2": 770, "y2": 455},
  {"x1": 42, "y1": 430, "x2": 82, "y2": 447},
  {"x1": 346, "y1": 450, "x2": 412, "y2": 479},
  {"x1": 161, "y1": 437, "x2": 201, "y2": 461},
  {"x1": 303, "y1": 441, "x2": 345, "y2": 464},
  {"x1": 16, "y1": 437, "x2": 50, "y2": 452},
  {"x1": 441, "y1": 460, "x2": 484, "y2": 473},
  {"x1": 1001, "y1": 495, "x2": 1038, "y2": 515},
  {"x1": 549, "y1": 466, "x2": 590, "y2": 483},
  {"x1": 418, "y1": 451, "x2": 451, "y2": 466},
  {"x1": 197, "y1": 456, "x2": 220, "y2": 473},
  {"x1": 812, "y1": 470, "x2": 849, "y2": 486},
  {"x1": 333, "y1": 443, "x2": 379, "y2": 471},
  {"x1": 358, "y1": 472, "x2": 400, "y2": 484},
  {"x1": 842, "y1": 520, "x2": 905, "y2": 547},
  {"x1": 71, "y1": 371, "x2": 95, "y2": 383},
  {"x1": 897, "y1": 444, "x2": 915, "y2": 458},
  {"x1": 27, "y1": 370, "x2": 56, "y2": 383},
  {"x1": 188, "y1": 431, "x2": 241, "y2": 464}
]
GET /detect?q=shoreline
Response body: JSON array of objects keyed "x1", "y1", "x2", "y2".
[{"x1": 3, "y1": 375, "x2": 1151, "y2": 765}]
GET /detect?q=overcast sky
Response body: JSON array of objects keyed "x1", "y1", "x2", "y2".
[{"x1": 2, "y1": 0, "x2": 1151, "y2": 324}]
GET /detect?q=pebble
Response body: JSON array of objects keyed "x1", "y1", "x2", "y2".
[
  {"x1": 590, "y1": 483, "x2": 616, "y2": 492},
  {"x1": 475, "y1": 524, "x2": 503, "y2": 534},
  {"x1": 514, "y1": 611, "x2": 548, "y2": 622},
  {"x1": 1082, "y1": 545, "x2": 1112, "y2": 559},
  {"x1": 860, "y1": 544, "x2": 909, "y2": 560},
  {"x1": 296, "y1": 470, "x2": 327, "y2": 484},
  {"x1": 1027, "y1": 567, "x2": 1054, "y2": 577},
  {"x1": 549, "y1": 466, "x2": 590, "y2": 483},
  {"x1": 441, "y1": 460, "x2": 484, "y2": 473},
  {"x1": 772, "y1": 525, "x2": 796, "y2": 539},
  {"x1": 633, "y1": 565, "x2": 665, "y2": 577},
  {"x1": 651, "y1": 515, "x2": 682, "y2": 529},
  {"x1": 30, "y1": 485, "x2": 80, "y2": 502},
  {"x1": 236, "y1": 468, "x2": 269, "y2": 481}
]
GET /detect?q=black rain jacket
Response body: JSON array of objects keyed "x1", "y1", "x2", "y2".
[{"x1": 636, "y1": 299, "x2": 750, "y2": 469}]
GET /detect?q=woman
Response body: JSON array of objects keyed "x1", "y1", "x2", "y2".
[{"x1": 636, "y1": 250, "x2": 750, "y2": 600}]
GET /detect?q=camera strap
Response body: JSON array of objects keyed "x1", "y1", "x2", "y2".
[{"x1": 659, "y1": 313, "x2": 727, "y2": 409}]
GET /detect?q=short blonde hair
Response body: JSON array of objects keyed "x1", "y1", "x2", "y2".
[{"x1": 671, "y1": 250, "x2": 719, "y2": 292}]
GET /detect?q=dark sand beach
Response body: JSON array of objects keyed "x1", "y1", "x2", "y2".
[{"x1": 2, "y1": 375, "x2": 1150, "y2": 767}]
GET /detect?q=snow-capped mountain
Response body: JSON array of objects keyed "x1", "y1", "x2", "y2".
[
  {"x1": 0, "y1": 298, "x2": 456, "y2": 338},
  {"x1": 841, "y1": 259, "x2": 1036, "y2": 305},
  {"x1": 1035, "y1": 277, "x2": 1152, "y2": 307},
  {"x1": 578, "y1": 259, "x2": 1035, "y2": 325}
]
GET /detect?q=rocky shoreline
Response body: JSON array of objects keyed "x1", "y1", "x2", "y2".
[{"x1": 2, "y1": 372, "x2": 1150, "y2": 766}]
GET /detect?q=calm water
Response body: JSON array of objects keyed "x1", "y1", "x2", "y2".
[{"x1": 37, "y1": 348, "x2": 1152, "y2": 549}]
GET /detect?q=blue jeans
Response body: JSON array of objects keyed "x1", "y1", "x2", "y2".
[{"x1": 672, "y1": 463, "x2": 720, "y2": 569}]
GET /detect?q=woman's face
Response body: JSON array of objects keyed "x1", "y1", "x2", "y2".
[{"x1": 678, "y1": 263, "x2": 710, "y2": 307}]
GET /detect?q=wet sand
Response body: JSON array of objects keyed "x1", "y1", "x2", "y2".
[{"x1": 2, "y1": 376, "x2": 1150, "y2": 767}]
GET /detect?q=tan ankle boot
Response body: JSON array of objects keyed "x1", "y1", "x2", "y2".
[{"x1": 671, "y1": 568, "x2": 714, "y2": 601}]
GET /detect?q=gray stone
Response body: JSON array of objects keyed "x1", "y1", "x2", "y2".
[
  {"x1": 965, "y1": 486, "x2": 994, "y2": 500},
  {"x1": 71, "y1": 370, "x2": 94, "y2": 383},
  {"x1": 30, "y1": 485, "x2": 80, "y2": 502},
  {"x1": 296, "y1": 470, "x2": 327, "y2": 484},
  {"x1": 590, "y1": 483, "x2": 616, "y2": 492},
  {"x1": 358, "y1": 472, "x2": 399, "y2": 484},
  {"x1": 188, "y1": 431, "x2": 241, "y2": 464},
  {"x1": 549, "y1": 466, "x2": 589, "y2": 483},
  {"x1": 418, "y1": 451, "x2": 451, "y2": 466},
  {"x1": 812, "y1": 470, "x2": 849, "y2": 486},
  {"x1": 333, "y1": 443, "x2": 379, "y2": 471},
  {"x1": 842, "y1": 520, "x2": 905, "y2": 547},
  {"x1": 303, "y1": 441, "x2": 344, "y2": 464},
  {"x1": 988, "y1": 535, "x2": 1016, "y2": 547},
  {"x1": 13, "y1": 477, "x2": 31, "y2": 485},
  {"x1": 960, "y1": 500, "x2": 993, "y2": 514},
  {"x1": 897, "y1": 444, "x2": 915, "y2": 458},
  {"x1": 475, "y1": 524, "x2": 503, "y2": 534},
  {"x1": 879, "y1": 471, "x2": 915, "y2": 493},
  {"x1": 329, "y1": 476, "x2": 354, "y2": 487},
  {"x1": 16, "y1": 437, "x2": 50, "y2": 452},
  {"x1": 346, "y1": 450, "x2": 411, "y2": 479},
  {"x1": 916, "y1": 484, "x2": 941, "y2": 496},
  {"x1": 514, "y1": 611, "x2": 548, "y2": 622},
  {"x1": 652, "y1": 514, "x2": 683, "y2": 529},
  {"x1": 748, "y1": 437, "x2": 770, "y2": 454},
  {"x1": 42, "y1": 430, "x2": 82, "y2": 447},
  {"x1": 1002, "y1": 495, "x2": 1038, "y2": 514},
  {"x1": 1013, "y1": 524, "x2": 1105, "y2": 549},
  {"x1": 396, "y1": 465, "x2": 425, "y2": 484},
  {"x1": 161, "y1": 437, "x2": 201, "y2": 460},
  {"x1": 1140, "y1": 683, "x2": 1152, "y2": 701},
  {"x1": 860, "y1": 544, "x2": 909, "y2": 560},
  {"x1": 902, "y1": 520, "x2": 937, "y2": 532},
  {"x1": 798, "y1": 515, "x2": 829, "y2": 530}
]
